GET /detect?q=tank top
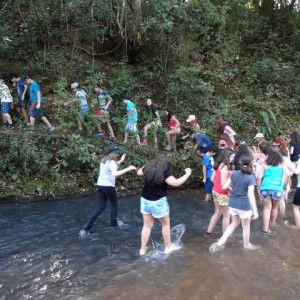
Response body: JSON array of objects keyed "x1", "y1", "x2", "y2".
[
  {"x1": 213, "y1": 166, "x2": 231, "y2": 195},
  {"x1": 168, "y1": 118, "x2": 179, "y2": 129},
  {"x1": 260, "y1": 165, "x2": 284, "y2": 192}
]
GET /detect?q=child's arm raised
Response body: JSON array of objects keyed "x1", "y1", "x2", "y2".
[{"x1": 165, "y1": 168, "x2": 192, "y2": 187}]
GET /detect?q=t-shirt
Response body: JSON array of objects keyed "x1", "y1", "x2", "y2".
[
  {"x1": 147, "y1": 105, "x2": 158, "y2": 120},
  {"x1": 97, "y1": 91, "x2": 111, "y2": 111},
  {"x1": 127, "y1": 101, "x2": 138, "y2": 123},
  {"x1": 76, "y1": 90, "x2": 88, "y2": 110},
  {"x1": 0, "y1": 83, "x2": 13, "y2": 103},
  {"x1": 16, "y1": 79, "x2": 29, "y2": 101},
  {"x1": 224, "y1": 125, "x2": 235, "y2": 142},
  {"x1": 290, "y1": 143, "x2": 300, "y2": 162},
  {"x1": 141, "y1": 170, "x2": 171, "y2": 200},
  {"x1": 229, "y1": 171, "x2": 256, "y2": 211},
  {"x1": 203, "y1": 154, "x2": 214, "y2": 179},
  {"x1": 97, "y1": 160, "x2": 118, "y2": 187},
  {"x1": 29, "y1": 81, "x2": 44, "y2": 103}
]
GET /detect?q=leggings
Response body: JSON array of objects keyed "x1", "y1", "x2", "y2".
[{"x1": 83, "y1": 186, "x2": 118, "y2": 230}]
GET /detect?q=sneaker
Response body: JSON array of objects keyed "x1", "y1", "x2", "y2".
[
  {"x1": 243, "y1": 243, "x2": 259, "y2": 250},
  {"x1": 108, "y1": 137, "x2": 117, "y2": 142},
  {"x1": 262, "y1": 229, "x2": 271, "y2": 234},
  {"x1": 48, "y1": 126, "x2": 55, "y2": 132},
  {"x1": 79, "y1": 229, "x2": 89, "y2": 237},
  {"x1": 7, "y1": 124, "x2": 14, "y2": 129},
  {"x1": 164, "y1": 145, "x2": 172, "y2": 151},
  {"x1": 209, "y1": 242, "x2": 224, "y2": 253},
  {"x1": 93, "y1": 131, "x2": 104, "y2": 137},
  {"x1": 140, "y1": 140, "x2": 148, "y2": 146}
]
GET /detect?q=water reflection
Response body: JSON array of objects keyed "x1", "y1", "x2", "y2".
[{"x1": 0, "y1": 190, "x2": 299, "y2": 299}]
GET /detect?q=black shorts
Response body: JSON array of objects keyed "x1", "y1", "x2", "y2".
[{"x1": 292, "y1": 188, "x2": 300, "y2": 206}]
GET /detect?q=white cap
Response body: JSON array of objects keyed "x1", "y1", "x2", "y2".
[
  {"x1": 71, "y1": 82, "x2": 79, "y2": 89},
  {"x1": 186, "y1": 115, "x2": 196, "y2": 123},
  {"x1": 254, "y1": 133, "x2": 264, "y2": 139}
]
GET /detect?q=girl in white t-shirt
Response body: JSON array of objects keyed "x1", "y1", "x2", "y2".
[
  {"x1": 216, "y1": 119, "x2": 236, "y2": 148},
  {"x1": 79, "y1": 145, "x2": 136, "y2": 236}
]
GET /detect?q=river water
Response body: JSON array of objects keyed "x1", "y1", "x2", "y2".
[{"x1": 0, "y1": 190, "x2": 299, "y2": 300}]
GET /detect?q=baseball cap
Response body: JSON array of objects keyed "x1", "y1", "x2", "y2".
[
  {"x1": 71, "y1": 82, "x2": 79, "y2": 89},
  {"x1": 122, "y1": 95, "x2": 130, "y2": 100},
  {"x1": 94, "y1": 82, "x2": 102, "y2": 88},
  {"x1": 186, "y1": 115, "x2": 196, "y2": 123},
  {"x1": 216, "y1": 119, "x2": 226, "y2": 125},
  {"x1": 107, "y1": 144, "x2": 123, "y2": 154},
  {"x1": 253, "y1": 133, "x2": 264, "y2": 139}
]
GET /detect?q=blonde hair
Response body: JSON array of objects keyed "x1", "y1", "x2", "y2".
[{"x1": 101, "y1": 152, "x2": 119, "y2": 163}]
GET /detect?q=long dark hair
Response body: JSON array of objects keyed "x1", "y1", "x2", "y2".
[
  {"x1": 143, "y1": 155, "x2": 170, "y2": 185},
  {"x1": 164, "y1": 108, "x2": 174, "y2": 122},
  {"x1": 265, "y1": 146, "x2": 283, "y2": 166},
  {"x1": 214, "y1": 148, "x2": 235, "y2": 171},
  {"x1": 290, "y1": 131, "x2": 300, "y2": 144},
  {"x1": 239, "y1": 154, "x2": 253, "y2": 174}
]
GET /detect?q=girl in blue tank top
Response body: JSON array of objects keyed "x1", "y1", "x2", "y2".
[{"x1": 257, "y1": 147, "x2": 286, "y2": 234}]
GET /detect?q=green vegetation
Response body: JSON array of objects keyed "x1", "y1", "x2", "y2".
[{"x1": 1, "y1": 0, "x2": 299, "y2": 198}]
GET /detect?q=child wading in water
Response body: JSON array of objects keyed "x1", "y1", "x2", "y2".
[
  {"x1": 257, "y1": 147, "x2": 286, "y2": 234},
  {"x1": 204, "y1": 148, "x2": 235, "y2": 237},
  {"x1": 137, "y1": 155, "x2": 192, "y2": 255},
  {"x1": 209, "y1": 154, "x2": 259, "y2": 253},
  {"x1": 202, "y1": 145, "x2": 218, "y2": 202},
  {"x1": 164, "y1": 108, "x2": 181, "y2": 151},
  {"x1": 79, "y1": 145, "x2": 136, "y2": 236},
  {"x1": 140, "y1": 99, "x2": 162, "y2": 146}
]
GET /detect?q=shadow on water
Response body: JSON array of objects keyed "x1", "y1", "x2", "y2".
[{"x1": 0, "y1": 190, "x2": 300, "y2": 300}]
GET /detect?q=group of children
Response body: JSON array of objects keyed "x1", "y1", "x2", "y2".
[{"x1": 78, "y1": 126, "x2": 300, "y2": 255}]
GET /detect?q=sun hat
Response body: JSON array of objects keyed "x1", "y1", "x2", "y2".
[
  {"x1": 216, "y1": 119, "x2": 226, "y2": 125},
  {"x1": 71, "y1": 82, "x2": 79, "y2": 89},
  {"x1": 253, "y1": 133, "x2": 264, "y2": 139},
  {"x1": 107, "y1": 144, "x2": 123, "y2": 154},
  {"x1": 186, "y1": 115, "x2": 196, "y2": 123}
]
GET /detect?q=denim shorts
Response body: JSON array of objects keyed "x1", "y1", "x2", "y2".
[
  {"x1": 260, "y1": 190, "x2": 283, "y2": 201},
  {"x1": 29, "y1": 102, "x2": 44, "y2": 118},
  {"x1": 1, "y1": 102, "x2": 11, "y2": 114},
  {"x1": 140, "y1": 197, "x2": 170, "y2": 218}
]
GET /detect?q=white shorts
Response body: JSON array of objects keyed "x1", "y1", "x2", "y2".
[{"x1": 229, "y1": 207, "x2": 253, "y2": 219}]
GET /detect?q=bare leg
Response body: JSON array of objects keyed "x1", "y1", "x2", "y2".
[
  {"x1": 292, "y1": 204, "x2": 300, "y2": 227},
  {"x1": 41, "y1": 116, "x2": 52, "y2": 127},
  {"x1": 262, "y1": 198, "x2": 272, "y2": 231},
  {"x1": 171, "y1": 134, "x2": 177, "y2": 152},
  {"x1": 77, "y1": 119, "x2": 83, "y2": 131},
  {"x1": 124, "y1": 132, "x2": 128, "y2": 142},
  {"x1": 278, "y1": 200, "x2": 286, "y2": 216},
  {"x1": 221, "y1": 206, "x2": 230, "y2": 233},
  {"x1": 143, "y1": 123, "x2": 152, "y2": 140},
  {"x1": 159, "y1": 214, "x2": 171, "y2": 251},
  {"x1": 270, "y1": 200, "x2": 279, "y2": 225},
  {"x1": 217, "y1": 215, "x2": 240, "y2": 245},
  {"x1": 136, "y1": 134, "x2": 141, "y2": 145},
  {"x1": 107, "y1": 122, "x2": 115, "y2": 138},
  {"x1": 30, "y1": 116, "x2": 36, "y2": 126},
  {"x1": 241, "y1": 218, "x2": 251, "y2": 247},
  {"x1": 204, "y1": 194, "x2": 212, "y2": 202},
  {"x1": 3, "y1": 113, "x2": 13, "y2": 125},
  {"x1": 96, "y1": 122, "x2": 103, "y2": 133},
  {"x1": 140, "y1": 214, "x2": 154, "y2": 253},
  {"x1": 207, "y1": 202, "x2": 222, "y2": 234}
]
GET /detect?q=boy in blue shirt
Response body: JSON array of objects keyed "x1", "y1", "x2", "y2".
[
  {"x1": 22, "y1": 73, "x2": 55, "y2": 131},
  {"x1": 202, "y1": 145, "x2": 218, "y2": 202},
  {"x1": 122, "y1": 95, "x2": 140, "y2": 145}
]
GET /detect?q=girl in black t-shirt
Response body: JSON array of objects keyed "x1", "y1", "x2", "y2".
[{"x1": 137, "y1": 155, "x2": 191, "y2": 255}]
